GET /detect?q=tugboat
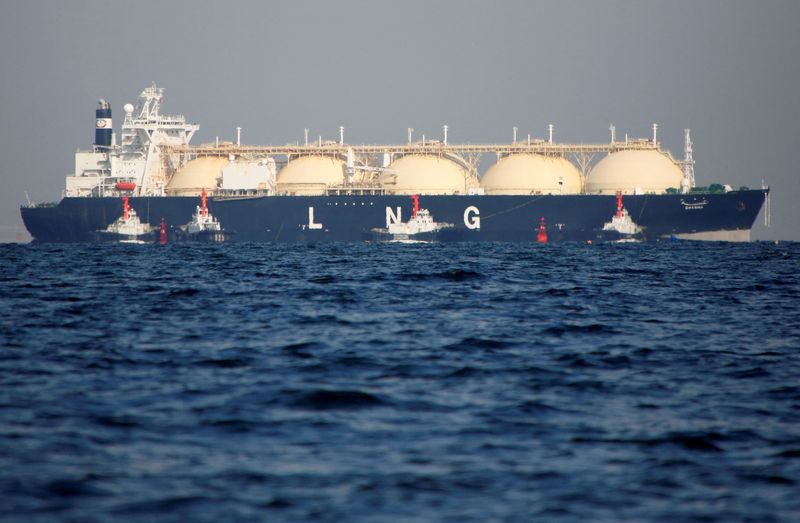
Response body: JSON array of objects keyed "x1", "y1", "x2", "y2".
[
  {"x1": 371, "y1": 195, "x2": 454, "y2": 242},
  {"x1": 94, "y1": 196, "x2": 154, "y2": 243},
  {"x1": 599, "y1": 192, "x2": 644, "y2": 242},
  {"x1": 176, "y1": 189, "x2": 232, "y2": 242}
]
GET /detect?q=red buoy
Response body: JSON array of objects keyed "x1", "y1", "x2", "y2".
[
  {"x1": 410, "y1": 194, "x2": 420, "y2": 218},
  {"x1": 537, "y1": 216, "x2": 548, "y2": 243},
  {"x1": 159, "y1": 218, "x2": 167, "y2": 245}
]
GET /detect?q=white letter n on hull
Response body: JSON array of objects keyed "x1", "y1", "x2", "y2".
[{"x1": 386, "y1": 206, "x2": 401, "y2": 228}]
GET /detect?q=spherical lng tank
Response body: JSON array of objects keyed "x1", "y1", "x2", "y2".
[
  {"x1": 586, "y1": 150, "x2": 683, "y2": 195},
  {"x1": 379, "y1": 155, "x2": 472, "y2": 195},
  {"x1": 480, "y1": 154, "x2": 582, "y2": 195},
  {"x1": 166, "y1": 156, "x2": 229, "y2": 196},
  {"x1": 276, "y1": 156, "x2": 345, "y2": 196}
]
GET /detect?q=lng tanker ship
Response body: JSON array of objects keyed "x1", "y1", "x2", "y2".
[{"x1": 21, "y1": 84, "x2": 768, "y2": 243}]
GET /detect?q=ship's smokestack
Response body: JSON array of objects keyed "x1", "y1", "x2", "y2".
[{"x1": 95, "y1": 99, "x2": 112, "y2": 149}]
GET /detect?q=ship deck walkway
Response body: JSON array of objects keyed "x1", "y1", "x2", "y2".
[{"x1": 164, "y1": 140, "x2": 663, "y2": 158}]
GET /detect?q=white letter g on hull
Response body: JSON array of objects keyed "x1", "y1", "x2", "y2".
[{"x1": 464, "y1": 206, "x2": 480, "y2": 230}]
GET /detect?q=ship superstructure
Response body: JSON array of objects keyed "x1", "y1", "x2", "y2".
[
  {"x1": 22, "y1": 84, "x2": 769, "y2": 243},
  {"x1": 65, "y1": 83, "x2": 198, "y2": 198},
  {"x1": 67, "y1": 85, "x2": 709, "y2": 201}
]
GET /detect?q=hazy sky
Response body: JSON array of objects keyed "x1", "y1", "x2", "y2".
[{"x1": 1, "y1": 0, "x2": 798, "y2": 241}]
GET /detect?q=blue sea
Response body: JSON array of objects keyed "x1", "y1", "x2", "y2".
[{"x1": 1, "y1": 241, "x2": 799, "y2": 522}]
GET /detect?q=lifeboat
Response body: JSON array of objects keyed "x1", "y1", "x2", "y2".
[{"x1": 115, "y1": 181, "x2": 137, "y2": 191}]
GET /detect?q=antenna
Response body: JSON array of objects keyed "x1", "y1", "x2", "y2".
[
  {"x1": 513, "y1": 126, "x2": 518, "y2": 144},
  {"x1": 548, "y1": 124, "x2": 554, "y2": 144},
  {"x1": 236, "y1": 126, "x2": 242, "y2": 146},
  {"x1": 609, "y1": 124, "x2": 616, "y2": 143},
  {"x1": 408, "y1": 127, "x2": 414, "y2": 144},
  {"x1": 339, "y1": 126, "x2": 344, "y2": 145},
  {"x1": 443, "y1": 124, "x2": 448, "y2": 145},
  {"x1": 652, "y1": 123, "x2": 658, "y2": 144},
  {"x1": 682, "y1": 128, "x2": 695, "y2": 192},
  {"x1": 304, "y1": 128, "x2": 309, "y2": 146},
  {"x1": 346, "y1": 147, "x2": 354, "y2": 183}
]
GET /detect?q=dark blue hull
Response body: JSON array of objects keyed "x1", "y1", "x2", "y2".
[{"x1": 21, "y1": 191, "x2": 767, "y2": 243}]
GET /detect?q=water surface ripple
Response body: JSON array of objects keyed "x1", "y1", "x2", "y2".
[{"x1": 1, "y1": 242, "x2": 799, "y2": 522}]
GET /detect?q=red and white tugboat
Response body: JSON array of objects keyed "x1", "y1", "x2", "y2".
[
  {"x1": 371, "y1": 195, "x2": 454, "y2": 242},
  {"x1": 600, "y1": 192, "x2": 644, "y2": 242},
  {"x1": 94, "y1": 196, "x2": 154, "y2": 243},
  {"x1": 177, "y1": 189, "x2": 232, "y2": 242}
]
